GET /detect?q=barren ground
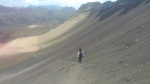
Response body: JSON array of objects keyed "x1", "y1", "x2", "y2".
[{"x1": 0, "y1": 2, "x2": 150, "y2": 84}]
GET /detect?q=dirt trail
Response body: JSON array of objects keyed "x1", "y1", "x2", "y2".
[{"x1": 66, "y1": 64, "x2": 82, "y2": 84}]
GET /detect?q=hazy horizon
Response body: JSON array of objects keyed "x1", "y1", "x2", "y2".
[{"x1": 0, "y1": 0, "x2": 117, "y2": 9}]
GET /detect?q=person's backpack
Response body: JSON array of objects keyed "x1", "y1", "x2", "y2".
[{"x1": 79, "y1": 51, "x2": 83, "y2": 57}]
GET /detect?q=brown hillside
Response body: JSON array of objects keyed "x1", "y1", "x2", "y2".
[{"x1": 0, "y1": 1, "x2": 150, "y2": 84}]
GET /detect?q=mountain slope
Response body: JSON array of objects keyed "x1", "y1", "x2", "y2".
[
  {"x1": 0, "y1": 5, "x2": 76, "y2": 29},
  {"x1": 0, "y1": 0, "x2": 150, "y2": 84}
]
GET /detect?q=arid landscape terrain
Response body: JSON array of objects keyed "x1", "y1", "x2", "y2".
[{"x1": 0, "y1": 0, "x2": 150, "y2": 84}]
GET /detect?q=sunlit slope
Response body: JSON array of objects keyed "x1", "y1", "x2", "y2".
[
  {"x1": 0, "y1": 11, "x2": 96, "y2": 68},
  {"x1": 38, "y1": 13, "x2": 98, "y2": 52},
  {"x1": 0, "y1": 27, "x2": 50, "y2": 68},
  {"x1": 0, "y1": 12, "x2": 99, "y2": 84}
]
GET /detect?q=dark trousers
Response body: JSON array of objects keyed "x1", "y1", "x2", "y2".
[{"x1": 78, "y1": 57, "x2": 82, "y2": 63}]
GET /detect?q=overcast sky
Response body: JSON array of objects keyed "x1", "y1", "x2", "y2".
[{"x1": 0, "y1": 0, "x2": 117, "y2": 9}]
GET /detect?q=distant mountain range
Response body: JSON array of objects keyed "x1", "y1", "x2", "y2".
[
  {"x1": 0, "y1": 5, "x2": 76, "y2": 28},
  {"x1": 1, "y1": 0, "x2": 150, "y2": 29},
  {"x1": 28, "y1": 5, "x2": 63, "y2": 10}
]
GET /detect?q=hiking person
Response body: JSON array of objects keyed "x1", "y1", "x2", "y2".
[{"x1": 77, "y1": 48, "x2": 84, "y2": 63}]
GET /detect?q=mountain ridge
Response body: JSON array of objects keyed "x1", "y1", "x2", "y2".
[
  {"x1": 0, "y1": 5, "x2": 76, "y2": 29},
  {"x1": 75, "y1": 0, "x2": 150, "y2": 20}
]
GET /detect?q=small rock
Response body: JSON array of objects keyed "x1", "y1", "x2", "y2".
[
  {"x1": 144, "y1": 32, "x2": 148, "y2": 34},
  {"x1": 135, "y1": 39, "x2": 140, "y2": 42},
  {"x1": 129, "y1": 74, "x2": 132, "y2": 76},
  {"x1": 146, "y1": 61, "x2": 149, "y2": 64},
  {"x1": 115, "y1": 78, "x2": 119, "y2": 81},
  {"x1": 118, "y1": 61, "x2": 123, "y2": 64},
  {"x1": 125, "y1": 64, "x2": 129, "y2": 66}
]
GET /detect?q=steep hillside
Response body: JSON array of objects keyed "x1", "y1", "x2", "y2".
[
  {"x1": 0, "y1": 0, "x2": 150, "y2": 84},
  {"x1": 0, "y1": 5, "x2": 76, "y2": 29},
  {"x1": 98, "y1": 0, "x2": 150, "y2": 20}
]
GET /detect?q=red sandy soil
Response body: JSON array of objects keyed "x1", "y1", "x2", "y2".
[
  {"x1": 0, "y1": 31, "x2": 11, "y2": 48},
  {"x1": 0, "y1": 30, "x2": 39, "y2": 68}
]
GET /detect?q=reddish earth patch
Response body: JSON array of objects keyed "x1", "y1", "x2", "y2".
[
  {"x1": 0, "y1": 31, "x2": 12, "y2": 48},
  {"x1": 0, "y1": 30, "x2": 39, "y2": 68}
]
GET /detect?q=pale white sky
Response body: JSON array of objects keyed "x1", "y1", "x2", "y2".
[{"x1": 0, "y1": 0, "x2": 117, "y2": 9}]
